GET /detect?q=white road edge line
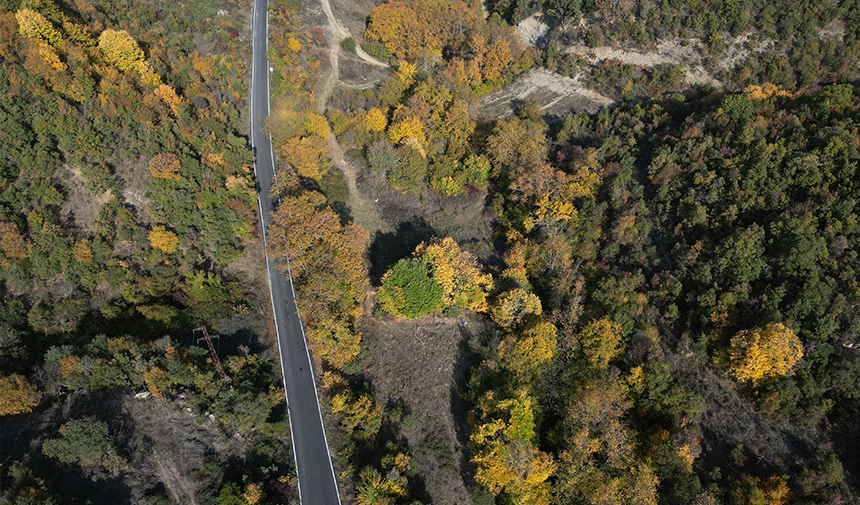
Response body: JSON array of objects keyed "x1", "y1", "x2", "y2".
[
  {"x1": 252, "y1": 1, "x2": 342, "y2": 503},
  {"x1": 252, "y1": 0, "x2": 304, "y2": 500}
]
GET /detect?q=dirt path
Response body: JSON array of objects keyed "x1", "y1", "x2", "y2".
[
  {"x1": 317, "y1": 0, "x2": 391, "y2": 236},
  {"x1": 326, "y1": 133, "x2": 392, "y2": 236},
  {"x1": 565, "y1": 40, "x2": 723, "y2": 87},
  {"x1": 318, "y1": 0, "x2": 388, "y2": 72}
]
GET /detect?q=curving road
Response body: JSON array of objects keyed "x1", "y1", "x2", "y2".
[{"x1": 250, "y1": 0, "x2": 342, "y2": 504}]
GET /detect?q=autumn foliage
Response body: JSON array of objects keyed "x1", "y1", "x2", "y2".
[
  {"x1": 415, "y1": 237, "x2": 493, "y2": 312},
  {"x1": 16, "y1": 8, "x2": 62, "y2": 47},
  {"x1": 470, "y1": 390, "x2": 556, "y2": 504},
  {"x1": 0, "y1": 222, "x2": 31, "y2": 262},
  {"x1": 729, "y1": 323, "x2": 803, "y2": 384},
  {"x1": 148, "y1": 226, "x2": 179, "y2": 254},
  {"x1": 365, "y1": 0, "x2": 479, "y2": 64},
  {"x1": 0, "y1": 374, "x2": 42, "y2": 416},
  {"x1": 149, "y1": 153, "x2": 181, "y2": 180},
  {"x1": 268, "y1": 191, "x2": 368, "y2": 325},
  {"x1": 98, "y1": 29, "x2": 144, "y2": 70}
]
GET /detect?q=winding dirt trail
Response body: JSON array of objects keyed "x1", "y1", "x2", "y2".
[
  {"x1": 317, "y1": 0, "x2": 388, "y2": 113},
  {"x1": 317, "y1": 0, "x2": 392, "y2": 236}
]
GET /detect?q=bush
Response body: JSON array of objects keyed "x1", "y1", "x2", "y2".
[
  {"x1": 341, "y1": 37, "x2": 356, "y2": 53},
  {"x1": 377, "y1": 257, "x2": 444, "y2": 318}
]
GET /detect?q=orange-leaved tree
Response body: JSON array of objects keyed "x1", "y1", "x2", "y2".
[
  {"x1": 364, "y1": 0, "x2": 478, "y2": 64},
  {"x1": 0, "y1": 374, "x2": 42, "y2": 416},
  {"x1": 149, "y1": 153, "x2": 181, "y2": 180},
  {"x1": 0, "y1": 222, "x2": 31, "y2": 263},
  {"x1": 729, "y1": 322, "x2": 803, "y2": 384},
  {"x1": 267, "y1": 191, "x2": 368, "y2": 323}
]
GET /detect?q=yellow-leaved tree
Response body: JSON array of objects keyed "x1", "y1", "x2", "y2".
[
  {"x1": 98, "y1": 29, "x2": 144, "y2": 70},
  {"x1": 154, "y1": 84, "x2": 183, "y2": 115},
  {"x1": 555, "y1": 378, "x2": 659, "y2": 505},
  {"x1": 324, "y1": 372, "x2": 382, "y2": 440},
  {"x1": 415, "y1": 237, "x2": 493, "y2": 312},
  {"x1": 307, "y1": 316, "x2": 362, "y2": 370},
  {"x1": 149, "y1": 226, "x2": 179, "y2": 254},
  {"x1": 16, "y1": 8, "x2": 62, "y2": 47},
  {"x1": 576, "y1": 317, "x2": 623, "y2": 370},
  {"x1": 729, "y1": 323, "x2": 803, "y2": 384},
  {"x1": 491, "y1": 288, "x2": 542, "y2": 329},
  {"x1": 0, "y1": 374, "x2": 42, "y2": 416},
  {"x1": 498, "y1": 320, "x2": 558, "y2": 380},
  {"x1": 470, "y1": 390, "x2": 556, "y2": 504},
  {"x1": 364, "y1": 107, "x2": 388, "y2": 132}
]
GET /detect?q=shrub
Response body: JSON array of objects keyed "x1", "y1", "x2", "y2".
[
  {"x1": 377, "y1": 257, "x2": 444, "y2": 318},
  {"x1": 341, "y1": 37, "x2": 356, "y2": 53}
]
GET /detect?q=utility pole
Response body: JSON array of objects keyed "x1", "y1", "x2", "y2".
[{"x1": 194, "y1": 326, "x2": 227, "y2": 380}]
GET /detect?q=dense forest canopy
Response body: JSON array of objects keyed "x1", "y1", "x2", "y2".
[{"x1": 0, "y1": 0, "x2": 298, "y2": 503}]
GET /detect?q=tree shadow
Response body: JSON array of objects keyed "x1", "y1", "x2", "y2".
[
  {"x1": 26, "y1": 392, "x2": 136, "y2": 504},
  {"x1": 450, "y1": 319, "x2": 483, "y2": 492},
  {"x1": 368, "y1": 217, "x2": 436, "y2": 284},
  {"x1": 352, "y1": 398, "x2": 432, "y2": 504}
]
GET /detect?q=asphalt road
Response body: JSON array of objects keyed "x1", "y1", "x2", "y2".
[{"x1": 250, "y1": 1, "x2": 342, "y2": 503}]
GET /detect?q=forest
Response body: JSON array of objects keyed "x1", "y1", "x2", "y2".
[
  {"x1": 262, "y1": 0, "x2": 860, "y2": 503},
  {"x1": 1, "y1": 0, "x2": 860, "y2": 504},
  {"x1": 0, "y1": 0, "x2": 298, "y2": 503}
]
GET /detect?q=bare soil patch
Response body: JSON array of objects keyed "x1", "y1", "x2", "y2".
[
  {"x1": 338, "y1": 55, "x2": 387, "y2": 88},
  {"x1": 520, "y1": 12, "x2": 783, "y2": 92},
  {"x1": 0, "y1": 390, "x2": 267, "y2": 505},
  {"x1": 818, "y1": 19, "x2": 846, "y2": 43},
  {"x1": 114, "y1": 157, "x2": 152, "y2": 220},
  {"x1": 329, "y1": 0, "x2": 377, "y2": 48},
  {"x1": 517, "y1": 12, "x2": 551, "y2": 46},
  {"x1": 60, "y1": 166, "x2": 114, "y2": 231},
  {"x1": 563, "y1": 38, "x2": 724, "y2": 87},
  {"x1": 478, "y1": 68, "x2": 615, "y2": 120},
  {"x1": 360, "y1": 315, "x2": 493, "y2": 505},
  {"x1": 349, "y1": 168, "x2": 497, "y2": 282}
]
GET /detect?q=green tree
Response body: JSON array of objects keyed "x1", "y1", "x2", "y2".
[
  {"x1": 42, "y1": 418, "x2": 124, "y2": 473},
  {"x1": 378, "y1": 256, "x2": 444, "y2": 318}
]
